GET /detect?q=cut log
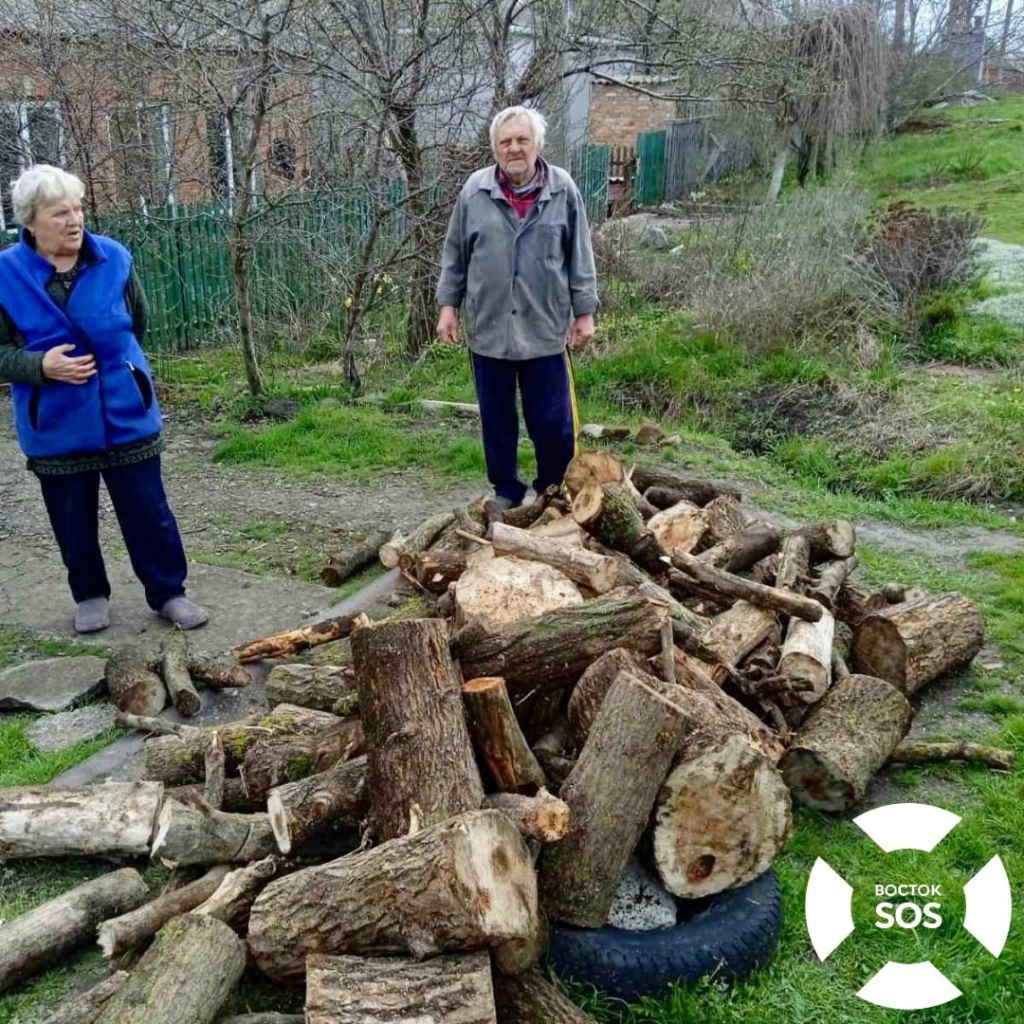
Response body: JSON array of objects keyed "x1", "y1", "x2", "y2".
[
  {"x1": 353, "y1": 617, "x2": 484, "y2": 841},
  {"x1": 798, "y1": 520, "x2": 857, "y2": 563},
  {"x1": 630, "y1": 465, "x2": 740, "y2": 507},
  {"x1": 234, "y1": 612, "x2": 363, "y2": 663},
  {"x1": 573, "y1": 481, "x2": 668, "y2": 576},
  {"x1": 0, "y1": 868, "x2": 148, "y2": 993},
  {"x1": 807, "y1": 555, "x2": 858, "y2": 610},
  {"x1": 320, "y1": 530, "x2": 391, "y2": 586},
  {"x1": 695, "y1": 520, "x2": 782, "y2": 573},
  {"x1": 851, "y1": 594, "x2": 985, "y2": 695},
  {"x1": 143, "y1": 704, "x2": 341, "y2": 785},
  {"x1": 93, "y1": 914, "x2": 245, "y2": 1024},
  {"x1": 40, "y1": 971, "x2": 129, "y2": 1024},
  {"x1": 267, "y1": 756, "x2": 368, "y2": 855},
  {"x1": 161, "y1": 628, "x2": 201, "y2": 717},
  {"x1": 463, "y1": 677, "x2": 548, "y2": 794},
  {"x1": 671, "y1": 552, "x2": 824, "y2": 622},
  {"x1": 695, "y1": 494, "x2": 746, "y2": 547},
  {"x1": 579, "y1": 422, "x2": 630, "y2": 440},
  {"x1": 0, "y1": 782, "x2": 163, "y2": 860},
  {"x1": 248, "y1": 809, "x2": 538, "y2": 983},
  {"x1": 266, "y1": 662, "x2": 358, "y2": 715},
  {"x1": 700, "y1": 601, "x2": 778, "y2": 685},
  {"x1": 492, "y1": 909, "x2": 548, "y2": 977},
  {"x1": 192, "y1": 855, "x2": 291, "y2": 932},
  {"x1": 106, "y1": 646, "x2": 167, "y2": 716},
  {"x1": 380, "y1": 512, "x2": 456, "y2": 569},
  {"x1": 503, "y1": 499, "x2": 549, "y2": 531},
  {"x1": 494, "y1": 970, "x2": 595, "y2": 1024},
  {"x1": 414, "y1": 399, "x2": 481, "y2": 417},
  {"x1": 167, "y1": 778, "x2": 259, "y2": 814},
  {"x1": 776, "y1": 534, "x2": 811, "y2": 592},
  {"x1": 402, "y1": 549, "x2": 469, "y2": 593},
  {"x1": 633, "y1": 421, "x2": 666, "y2": 445},
  {"x1": 305, "y1": 951, "x2": 495, "y2": 1024},
  {"x1": 566, "y1": 647, "x2": 649, "y2": 747},
  {"x1": 452, "y1": 589, "x2": 667, "y2": 694},
  {"x1": 563, "y1": 451, "x2": 624, "y2": 498},
  {"x1": 781, "y1": 674, "x2": 913, "y2": 812},
  {"x1": 539, "y1": 672, "x2": 692, "y2": 926},
  {"x1": 485, "y1": 790, "x2": 570, "y2": 843},
  {"x1": 646, "y1": 501, "x2": 707, "y2": 555},
  {"x1": 186, "y1": 652, "x2": 251, "y2": 690},
  {"x1": 490, "y1": 522, "x2": 622, "y2": 594},
  {"x1": 748, "y1": 553, "x2": 781, "y2": 586},
  {"x1": 455, "y1": 556, "x2": 583, "y2": 630},
  {"x1": 834, "y1": 582, "x2": 888, "y2": 628},
  {"x1": 882, "y1": 582, "x2": 907, "y2": 603},
  {"x1": 778, "y1": 608, "x2": 835, "y2": 706},
  {"x1": 98, "y1": 864, "x2": 231, "y2": 960},
  {"x1": 151, "y1": 798, "x2": 277, "y2": 867},
  {"x1": 889, "y1": 740, "x2": 1015, "y2": 772}
]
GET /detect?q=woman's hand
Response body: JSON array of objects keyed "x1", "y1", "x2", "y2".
[{"x1": 42, "y1": 344, "x2": 96, "y2": 384}]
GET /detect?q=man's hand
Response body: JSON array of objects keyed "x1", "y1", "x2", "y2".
[
  {"x1": 42, "y1": 344, "x2": 96, "y2": 384},
  {"x1": 570, "y1": 313, "x2": 595, "y2": 352},
  {"x1": 436, "y1": 306, "x2": 460, "y2": 348}
]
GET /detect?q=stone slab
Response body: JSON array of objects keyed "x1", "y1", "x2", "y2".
[
  {"x1": 26, "y1": 703, "x2": 118, "y2": 752},
  {"x1": 0, "y1": 655, "x2": 107, "y2": 712},
  {"x1": 607, "y1": 856, "x2": 678, "y2": 931}
]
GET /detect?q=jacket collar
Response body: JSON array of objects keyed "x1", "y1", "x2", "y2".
[
  {"x1": 16, "y1": 228, "x2": 105, "y2": 282},
  {"x1": 475, "y1": 161, "x2": 566, "y2": 204}
]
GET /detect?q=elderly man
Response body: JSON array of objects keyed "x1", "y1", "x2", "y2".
[{"x1": 436, "y1": 106, "x2": 597, "y2": 509}]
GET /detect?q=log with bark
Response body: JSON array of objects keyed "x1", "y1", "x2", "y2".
[
  {"x1": 150, "y1": 797, "x2": 277, "y2": 867},
  {"x1": 563, "y1": 451, "x2": 625, "y2": 498},
  {"x1": 579, "y1": 422, "x2": 630, "y2": 440},
  {"x1": 219, "y1": 1017, "x2": 305, "y2": 1024},
  {"x1": 573, "y1": 481, "x2": 668, "y2": 576},
  {"x1": 646, "y1": 501, "x2": 707, "y2": 555},
  {"x1": 781, "y1": 674, "x2": 913, "y2": 812},
  {"x1": 167, "y1": 778, "x2": 260, "y2": 814},
  {"x1": 490, "y1": 522, "x2": 622, "y2": 594},
  {"x1": 185, "y1": 652, "x2": 252, "y2": 690},
  {"x1": 106, "y1": 646, "x2": 167, "y2": 716},
  {"x1": 463, "y1": 677, "x2": 548, "y2": 794},
  {"x1": 833, "y1": 582, "x2": 889, "y2": 628},
  {"x1": 695, "y1": 494, "x2": 746, "y2": 548},
  {"x1": 452, "y1": 589, "x2": 667, "y2": 694},
  {"x1": 807, "y1": 556, "x2": 858, "y2": 610},
  {"x1": 0, "y1": 868, "x2": 148, "y2": 993},
  {"x1": 98, "y1": 865, "x2": 231, "y2": 960},
  {"x1": 92, "y1": 914, "x2": 246, "y2": 1024},
  {"x1": 192, "y1": 855, "x2": 292, "y2": 932},
  {"x1": 0, "y1": 782, "x2": 163, "y2": 860},
  {"x1": 247, "y1": 809, "x2": 538, "y2": 984},
  {"x1": 161, "y1": 628, "x2": 201, "y2": 717},
  {"x1": 889, "y1": 740, "x2": 1015, "y2": 772},
  {"x1": 379, "y1": 512, "x2": 456, "y2": 569},
  {"x1": 776, "y1": 534, "x2": 811, "y2": 592},
  {"x1": 266, "y1": 662, "x2": 358, "y2": 715},
  {"x1": 630, "y1": 465, "x2": 740, "y2": 507},
  {"x1": 353, "y1": 617, "x2": 484, "y2": 841},
  {"x1": 566, "y1": 647, "x2": 650, "y2": 747},
  {"x1": 485, "y1": 790, "x2": 570, "y2": 843},
  {"x1": 699, "y1": 600, "x2": 779, "y2": 686},
  {"x1": 320, "y1": 530, "x2": 391, "y2": 585},
  {"x1": 305, "y1": 951, "x2": 496, "y2": 1024},
  {"x1": 798, "y1": 520, "x2": 857, "y2": 563},
  {"x1": 40, "y1": 971, "x2": 129, "y2": 1024},
  {"x1": 266, "y1": 756, "x2": 369, "y2": 855},
  {"x1": 234, "y1": 612, "x2": 364, "y2": 664},
  {"x1": 695, "y1": 521, "x2": 782, "y2": 574},
  {"x1": 778, "y1": 608, "x2": 835, "y2": 706},
  {"x1": 455, "y1": 556, "x2": 583, "y2": 630},
  {"x1": 851, "y1": 594, "x2": 985, "y2": 695},
  {"x1": 401, "y1": 549, "x2": 469, "y2": 593},
  {"x1": 539, "y1": 672, "x2": 692, "y2": 926},
  {"x1": 494, "y1": 970, "x2": 595, "y2": 1024}
]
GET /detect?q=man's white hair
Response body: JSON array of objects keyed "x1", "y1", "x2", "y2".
[
  {"x1": 490, "y1": 106, "x2": 547, "y2": 153},
  {"x1": 11, "y1": 165, "x2": 85, "y2": 226}
]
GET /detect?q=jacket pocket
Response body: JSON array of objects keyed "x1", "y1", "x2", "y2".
[
  {"x1": 28, "y1": 386, "x2": 41, "y2": 430},
  {"x1": 127, "y1": 361, "x2": 154, "y2": 410}
]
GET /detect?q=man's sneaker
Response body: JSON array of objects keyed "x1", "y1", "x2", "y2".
[
  {"x1": 75, "y1": 597, "x2": 110, "y2": 633},
  {"x1": 158, "y1": 596, "x2": 209, "y2": 630}
]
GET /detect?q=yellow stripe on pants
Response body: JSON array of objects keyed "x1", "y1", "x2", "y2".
[{"x1": 564, "y1": 348, "x2": 581, "y2": 460}]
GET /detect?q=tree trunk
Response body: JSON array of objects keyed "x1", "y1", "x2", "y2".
[
  {"x1": 151, "y1": 798, "x2": 277, "y2": 867},
  {"x1": 463, "y1": 677, "x2": 548, "y2": 794},
  {"x1": 573, "y1": 481, "x2": 668, "y2": 576},
  {"x1": 266, "y1": 662, "x2": 358, "y2": 715},
  {"x1": 320, "y1": 530, "x2": 391, "y2": 586},
  {"x1": 0, "y1": 782, "x2": 163, "y2": 860},
  {"x1": 94, "y1": 914, "x2": 246, "y2": 1024},
  {"x1": 778, "y1": 608, "x2": 835, "y2": 706},
  {"x1": 41, "y1": 972, "x2": 129, "y2": 1024},
  {"x1": 106, "y1": 647, "x2": 167, "y2": 716},
  {"x1": 494, "y1": 970, "x2": 595, "y2": 1023},
  {"x1": 767, "y1": 120, "x2": 793, "y2": 203},
  {"x1": 834, "y1": 582, "x2": 888, "y2": 628},
  {"x1": 232, "y1": 226, "x2": 264, "y2": 397},
  {"x1": 452, "y1": 589, "x2": 667, "y2": 694},
  {"x1": 192, "y1": 855, "x2": 291, "y2": 933},
  {"x1": 0, "y1": 868, "x2": 148, "y2": 993},
  {"x1": 161, "y1": 629, "x2": 201, "y2": 718},
  {"x1": 807, "y1": 556, "x2": 858, "y2": 609},
  {"x1": 700, "y1": 601, "x2": 778, "y2": 684},
  {"x1": 234, "y1": 612, "x2": 364, "y2": 663},
  {"x1": 379, "y1": 512, "x2": 456, "y2": 569},
  {"x1": 852, "y1": 594, "x2": 985, "y2": 694},
  {"x1": 630, "y1": 466, "x2": 739, "y2": 507},
  {"x1": 353, "y1": 618, "x2": 484, "y2": 841},
  {"x1": 695, "y1": 521, "x2": 782, "y2": 573},
  {"x1": 485, "y1": 790, "x2": 570, "y2": 843},
  {"x1": 646, "y1": 501, "x2": 707, "y2": 555},
  {"x1": 566, "y1": 648, "x2": 651, "y2": 747},
  {"x1": 781, "y1": 674, "x2": 913, "y2": 812},
  {"x1": 98, "y1": 865, "x2": 231, "y2": 960},
  {"x1": 248, "y1": 809, "x2": 538, "y2": 984},
  {"x1": 490, "y1": 523, "x2": 622, "y2": 594},
  {"x1": 402, "y1": 549, "x2": 469, "y2": 593},
  {"x1": 799, "y1": 520, "x2": 856, "y2": 563},
  {"x1": 305, "y1": 952, "x2": 496, "y2": 1023},
  {"x1": 539, "y1": 672, "x2": 692, "y2": 926},
  {"x1": 267, "y1": 756, "x2": 368, "y2": 855}
]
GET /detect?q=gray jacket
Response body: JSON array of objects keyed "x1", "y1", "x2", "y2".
[{"x1": 436, "y1": 163, "x2": 598, "y2": 361}]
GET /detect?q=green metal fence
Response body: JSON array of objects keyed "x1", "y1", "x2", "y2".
[
  {"x1": 568, "y1": 143, "x2": 611, "y2": 223},
  {"x1": 634, "y1": 130, "x2": 667, "y2": 207}
]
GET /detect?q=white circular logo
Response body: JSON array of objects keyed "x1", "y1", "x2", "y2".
[{"x1": 805, "y1": 802, "x2": 1013, "y2": 1010}]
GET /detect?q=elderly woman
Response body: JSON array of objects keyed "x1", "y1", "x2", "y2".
[{"x1": 0, "y1": 165, "x2": 207, "y2": 633}]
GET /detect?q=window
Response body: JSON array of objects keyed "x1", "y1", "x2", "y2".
[
  {"x1": 0, "y1": 102, "x2": 64, "y2": 232},
  {"x1": 109, "y1": 102, "x2": 176, "y2": 209}
]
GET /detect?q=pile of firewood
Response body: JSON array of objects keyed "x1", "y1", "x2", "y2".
[{"x1": 0, "y1": 451, "x2": 1011, "y2": 1024}]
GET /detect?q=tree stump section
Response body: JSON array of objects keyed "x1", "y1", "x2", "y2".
[
  {"x1": 573, "y1": 481, "x2": 668, "y2": 576},
  {"x1": 463, "y1": 677, "x2": 548, "y2": 794},
  {"x1": 834, "y1": 582, "x2": 888, "y2": 628},
  {"x1": 0, "y1": 782, "x2": 163, "y2": 860},
  {"x1": 490, "y1": 523, "x2": 622, "y2": 594},
  {"x1": 248, "y1": 810, "x2": 537, "y2": 984},
  {"x1": 485, "y1": 791, "x2": 570, "y2": 843},
  {"x1": 161, "y1": 629, "x2": 201, "y2": 717},
  {"x1": 93, "y1": 915, "x2": 246, "y2": 1024},
  {"x1": 646, "y1": 501, "x2": 707, "y2": 555},
  {"x1": 494, "y1": 970, "x2": 595, "y2": 1023},
  {"x1": 353, "y1": 618, "x2": 484, "y2": 841},
  {"x1": 0, "y1": 868, "x2": 148, "y2": 993},
  {"x1": 781, "y1": 674, "x2": 913, "y2": 812},
  {"x1": 305, "y1": 951, "x2": 496, "y2": 1023},
  {"x1": 455, "y1": 557, "x2": 583, "y2": 630},
  {"x1": 851, "y1": 594, "x2": 985, "y2": 694},
  {"x1": 779, "y1": 608, "x2": 835, "y2": 706},
  {"x1": 151, "y1": 798, "x2": 277, "y2": 867},
  {"x1": 539, "y1": 672, "x2": 692, "y2": 927},
  {"x1": 106, "y1": 647, "x2": 167, "y2": 716},
  {"x1": 566, "y1": 647, "x2": 650, "y2": 748},
  {"x1": 266, "y1": 663, "x2": 358, "y2": 715},
  {"x1": 563, "y1": 451, "x2": 625, "y2": 498}
]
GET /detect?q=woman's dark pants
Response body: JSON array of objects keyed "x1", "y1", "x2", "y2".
[{"x1": 37, "y1": 456, "x2": 187, "y2": 611}]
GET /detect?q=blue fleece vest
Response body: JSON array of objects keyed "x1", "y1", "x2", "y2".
[{"x1": 0, "y1": 230, "x2": 162, "y2": 458}]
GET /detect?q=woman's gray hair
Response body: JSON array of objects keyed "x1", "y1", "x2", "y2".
[
  {"x1": 489, "y1": 106, "x2": 547, "y2": 153},
  {"x1": 11, "y1": 165, "x2": 85, "y2": 226}
]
